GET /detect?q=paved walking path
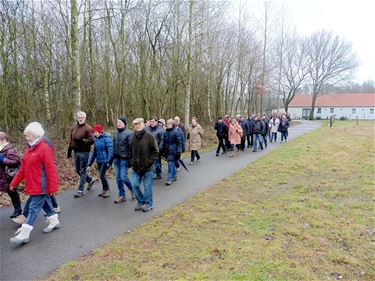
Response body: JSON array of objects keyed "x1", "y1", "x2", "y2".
[{"x1": 0, "y1": 121, "x2": 320, "y2": 281}]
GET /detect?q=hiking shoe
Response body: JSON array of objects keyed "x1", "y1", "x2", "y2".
[
  {"x1": 216, "y1": 153, "x2": 219, "y2": 156},
  {"x1": 142, "y1": 206, "x2": 153, "y2": 212},
  {"x1": 74, "y1": 192, "x2": 84, "y2": 198},
  {"x1": 87, "y1": 179, "x2": 95, "y2": 191},
  {"x1": 12, "y1": 215, "x2": 26, "y2": 225},
  {"x1": 153, "y1": 175, "x2": 157, "y2": 180},
  {"x1": 101, "y1": 190, "x2": 111, "y2": 198},
  {"x1": 166, "y1": 181, "x2": 172, "y2": 186},
  {"x1": 10, "y1": 210, "x2": 22, "y2": 219},
  {"x1": 98, "y1": 191, "x2": 105, "y2": 197},
  {"x1": 134, "y1": 204, "x2": 144, "y2": 211},
  {"x1": 114, "y1": 196, "x2": 126, "y2": 204},
  {"x1": 53, "y1": 207, "x2": 61, "y2": 213}
]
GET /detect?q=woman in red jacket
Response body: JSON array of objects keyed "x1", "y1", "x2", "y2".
[{"x1": 9, "y1": 122, "x2": 60, "y2": 245}]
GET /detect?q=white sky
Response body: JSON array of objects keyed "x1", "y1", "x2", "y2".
[{"x1": 230, "y1": 0, "x2": 375, "y2": 83}]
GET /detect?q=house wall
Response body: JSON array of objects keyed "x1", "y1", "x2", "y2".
[{"x1": 288, "y1": 107, "x2": 375, "y2": 120}]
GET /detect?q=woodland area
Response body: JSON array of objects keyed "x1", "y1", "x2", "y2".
[{"x1": 0, "y1": 0, "x2": 360, "y2": 137}]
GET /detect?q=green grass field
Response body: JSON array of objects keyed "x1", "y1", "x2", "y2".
[{"x1": 45, "y1": 121, "x2": 374, "y2": 281}]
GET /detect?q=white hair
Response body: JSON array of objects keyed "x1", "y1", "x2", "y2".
[{"x1": 76, "y1": 111, "x2": 87, "y2": 118}]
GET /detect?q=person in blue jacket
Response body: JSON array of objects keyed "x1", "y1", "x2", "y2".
[
  {"x1": 88, "y1": 124, "x2": 113, "y2": 198},
  {"x1": 160, "y1": 119, "x2": 183, "y2": 186}
]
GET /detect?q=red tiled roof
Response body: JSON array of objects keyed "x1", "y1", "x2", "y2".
[{"x1": 289, "y1": 93, "x2": 375, "y2": 107}]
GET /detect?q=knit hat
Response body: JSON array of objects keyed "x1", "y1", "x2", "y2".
[
  {"x1": 24, "y1": 122, "x2": 45, "y2": 137},
  {"x1": 158, "y1": 118, "x2": 166, "y2": 127},
  {"x1": 117, "y1": 117, "x2": 127, "y2": 127},
  {"x1": 92, "y1": 124, "x2": 104, "y2": 133}
]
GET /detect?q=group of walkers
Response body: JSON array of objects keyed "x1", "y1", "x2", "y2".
[
  {"x1": 1, "y1": 110, "x2": 288, "y2": 246},
  {"x1": 214, "y1": 112, "x2": 290, "y2": 157}
]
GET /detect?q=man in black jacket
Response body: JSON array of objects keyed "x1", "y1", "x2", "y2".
[
  {"x1": 214, "y1": 117, "x2": 228, "y2": 156},
  {"x1": 111, "y1": 117, "x2": 134, "y2": 204},
  {"x1": 252, "y1": 116, "x2": 264, "y2": 152},
  {"x1": 131, "y1": 118, "x2": 159, "y2": 212}
]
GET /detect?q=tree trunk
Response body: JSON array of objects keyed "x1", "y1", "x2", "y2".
[{"x1": 71, "y1": 0, "x2": 81, "y2": 115}]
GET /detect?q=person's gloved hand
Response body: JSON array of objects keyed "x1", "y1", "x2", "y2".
[
  {"x1": 0, "y1": 153, "x2": 5, "y2": 163},
  {"x1": 67, "y1": 149, "x2": 72, "y2": 159}
]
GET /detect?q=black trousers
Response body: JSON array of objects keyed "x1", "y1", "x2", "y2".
[
  {"x1": 216, "y1": 137, "x2": 226, "y2": 154},
  {"x1": 6, "y1": 188, "x2": 22, "y2": 213},
  {"x1": 247, "y1": 134, "x2": 253, "y2": 146}
]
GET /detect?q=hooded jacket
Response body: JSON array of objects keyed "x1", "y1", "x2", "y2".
[{"x1": 0, "y1": 143, "x2": 21, "y2": 191}]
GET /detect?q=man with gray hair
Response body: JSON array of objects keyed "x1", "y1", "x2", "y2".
[{"x1": 67, "y1": 111, "x2": 95, "y2": 198}]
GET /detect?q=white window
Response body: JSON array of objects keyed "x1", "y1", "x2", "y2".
[
  {"x1": 352, "y1": 108, "x2": 356, "y2": 114},
  {"x1": 370, "y1": 109, "x2": 374, "y2": 115},
  {"x1": 317, "y1": 108, "x2": 321, "y2": 113},
  {"x1": 330, "y1": 108, "x2": 334, "y2": 113}
]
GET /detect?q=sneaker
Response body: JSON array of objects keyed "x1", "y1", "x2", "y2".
[
  {"x1": 166, "y1": 181, "x2": 172, "y2": 186},
  {"x1": 10, "y1": 210, "x2": 22, "y2": 219},
  {"x1": 176, "y1": 167, "x2": 181, "y2": 172},
  {"x1": 12, "y1": 214, "x2": 26, "y2": 225},
  {"x1": 101, "y1": 190, "x2": 111, "y2": 198},
  {"x1": 98, "y1": 191, "x2": 105, "y2": 197},
  {"x1": 142, "y1": 206, "x2": 153, "y2": 212},
  {"x1": 87, "y1": 179, "x2": 95, "y2": 191},
  {"x1": 114, "y1": 196, "x2": 126, "y2": 204},
  {"x1": 134, "y1": 204, "x2": 144, "y2": 211},
  {"x1": 53, "y1": 207, "x2": 61, "y2": 213},
  {"x1": 153, "y1": 175, "x2": 157, "y2": 180},
  {"x1": 74, "y1": 191, "x2": 84, "y2": 198},
  {"x1": 216, "y1": 153, "x2": 219, "y2": 157},
  {"x1": 190, "y1": 162, "x2": 194, "y2": 165}
]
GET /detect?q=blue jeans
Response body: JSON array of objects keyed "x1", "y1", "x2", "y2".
[
  {"x1": 281, "y1": 132, "x2": 288, "y2": 141},
  {"x1": 252, "y1": 134, "x2": 263, "y2": 151},
  {"x1": 153, "y1": 156, "x2": 162, "y2": 177},
  {"x1": 191, "y1": 150, "x2": 200, "y2": 162},
  {"x1": 97, "y1": 163, "x2": 109, "y2": 191},
  {"x1": 167, "y1": 160, "x2": 176, "y2": 182},
  {"x1": 74, "y1": 152, "x2": 93, "y2": 192},
  {"x1": 25, "y1": 195, "x2": 55, "y2": 225},
  {"x1": 131, "y1": 170, "x2": 154, "y2": 208},
  {"x1": 270, "y1": 132, "x2": 277, "y2": 142},
  {"x1": 114, "y1": 159, "x2": 133, "y2": 197}
]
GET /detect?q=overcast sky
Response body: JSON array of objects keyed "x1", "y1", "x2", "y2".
[{"x1": 230, "y1": 0, "x2": 374, "y2": 83}]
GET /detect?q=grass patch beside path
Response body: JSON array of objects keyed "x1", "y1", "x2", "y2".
[{"x1": 45, "y1": 121, "x2": 374, "y2": 281}]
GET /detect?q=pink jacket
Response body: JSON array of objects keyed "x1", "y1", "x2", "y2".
[{"x1": 229, "y1": 124, "x2": 243, "y2": 145}]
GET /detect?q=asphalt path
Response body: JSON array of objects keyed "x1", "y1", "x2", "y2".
[{"x1": 0, "y1": 120, "x2": 320, "y2": 281}]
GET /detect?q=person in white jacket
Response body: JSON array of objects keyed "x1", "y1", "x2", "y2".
[{"x1": 269, "y1": 113, "x2": 280, "y2": 143}]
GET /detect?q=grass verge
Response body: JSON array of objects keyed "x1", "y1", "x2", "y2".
[{"x1": 45, "y1": 120, "x2": 374, "y2": 280}]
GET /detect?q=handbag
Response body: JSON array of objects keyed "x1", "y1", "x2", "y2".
[{"x1": 5, "y1": 166, "x2": 19, "y2": 178}]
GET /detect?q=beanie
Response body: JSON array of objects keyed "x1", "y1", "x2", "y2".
[
  {"x1": 117, "y1": 117, "x2": 127, "y2": 127},
  {"x1": 24, "y1": 122, "x2": 45, "y2": 137},
  {"x1": 92, "y1": 124, "x2": 104, "y2": 133}
]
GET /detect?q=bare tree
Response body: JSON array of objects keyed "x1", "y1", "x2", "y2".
[{"x1": 306, "y1": 30, "x2": 359, "y2": 119}]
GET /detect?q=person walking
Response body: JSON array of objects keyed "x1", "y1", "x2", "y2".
[
  {"x1": 238, "y1": 115, "x2": 248, "y2": 151},
  {"x1": 269, "y1": 113, "x2": 280, "y2": 143},
  {"x1": 146, "y1": 116, "x2": 165, "y2": 180},
  {"x1": 9, "y1": 122, "x2": 60, "y2": 245},
  {"x1": 67, "y1": 111, "x2": 95, "y2": 198},
  {"x1": 130, "y1": 118, "x2": 159, "y2": 212},
  {"x1": 111, "y1": 117, "x2": 134, "y2": 203},
  {"x1": 188, "y1": 117, "x2": 204, "y2": 164},
  {"x1": 160, "y1": 119, "x2": 183, "y2": 185},
  {"x1": 214, "y1": 117, "x2": 228, "y2": 156},
  {"x1": 252, "y1": 116, "x2": 264, "y2": 152},
  {"x1": 87, "y1": 124, "x2": 113, "y2": 198},
  {"x1": 0, "y1": 132, "x2": 22, "y2": 219},
  {"x1": 261, "y1": 115, "x2": 269, "y2": 148},
  {"x1": 174, "y1": 116, "x2": 185, "y2": 172},
  {"x1": 279, "y1": 115, "x2": 290, "y2": 143},
  {"x1": 228, "y1": 119, "x2": 243, "y2": 157}
]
